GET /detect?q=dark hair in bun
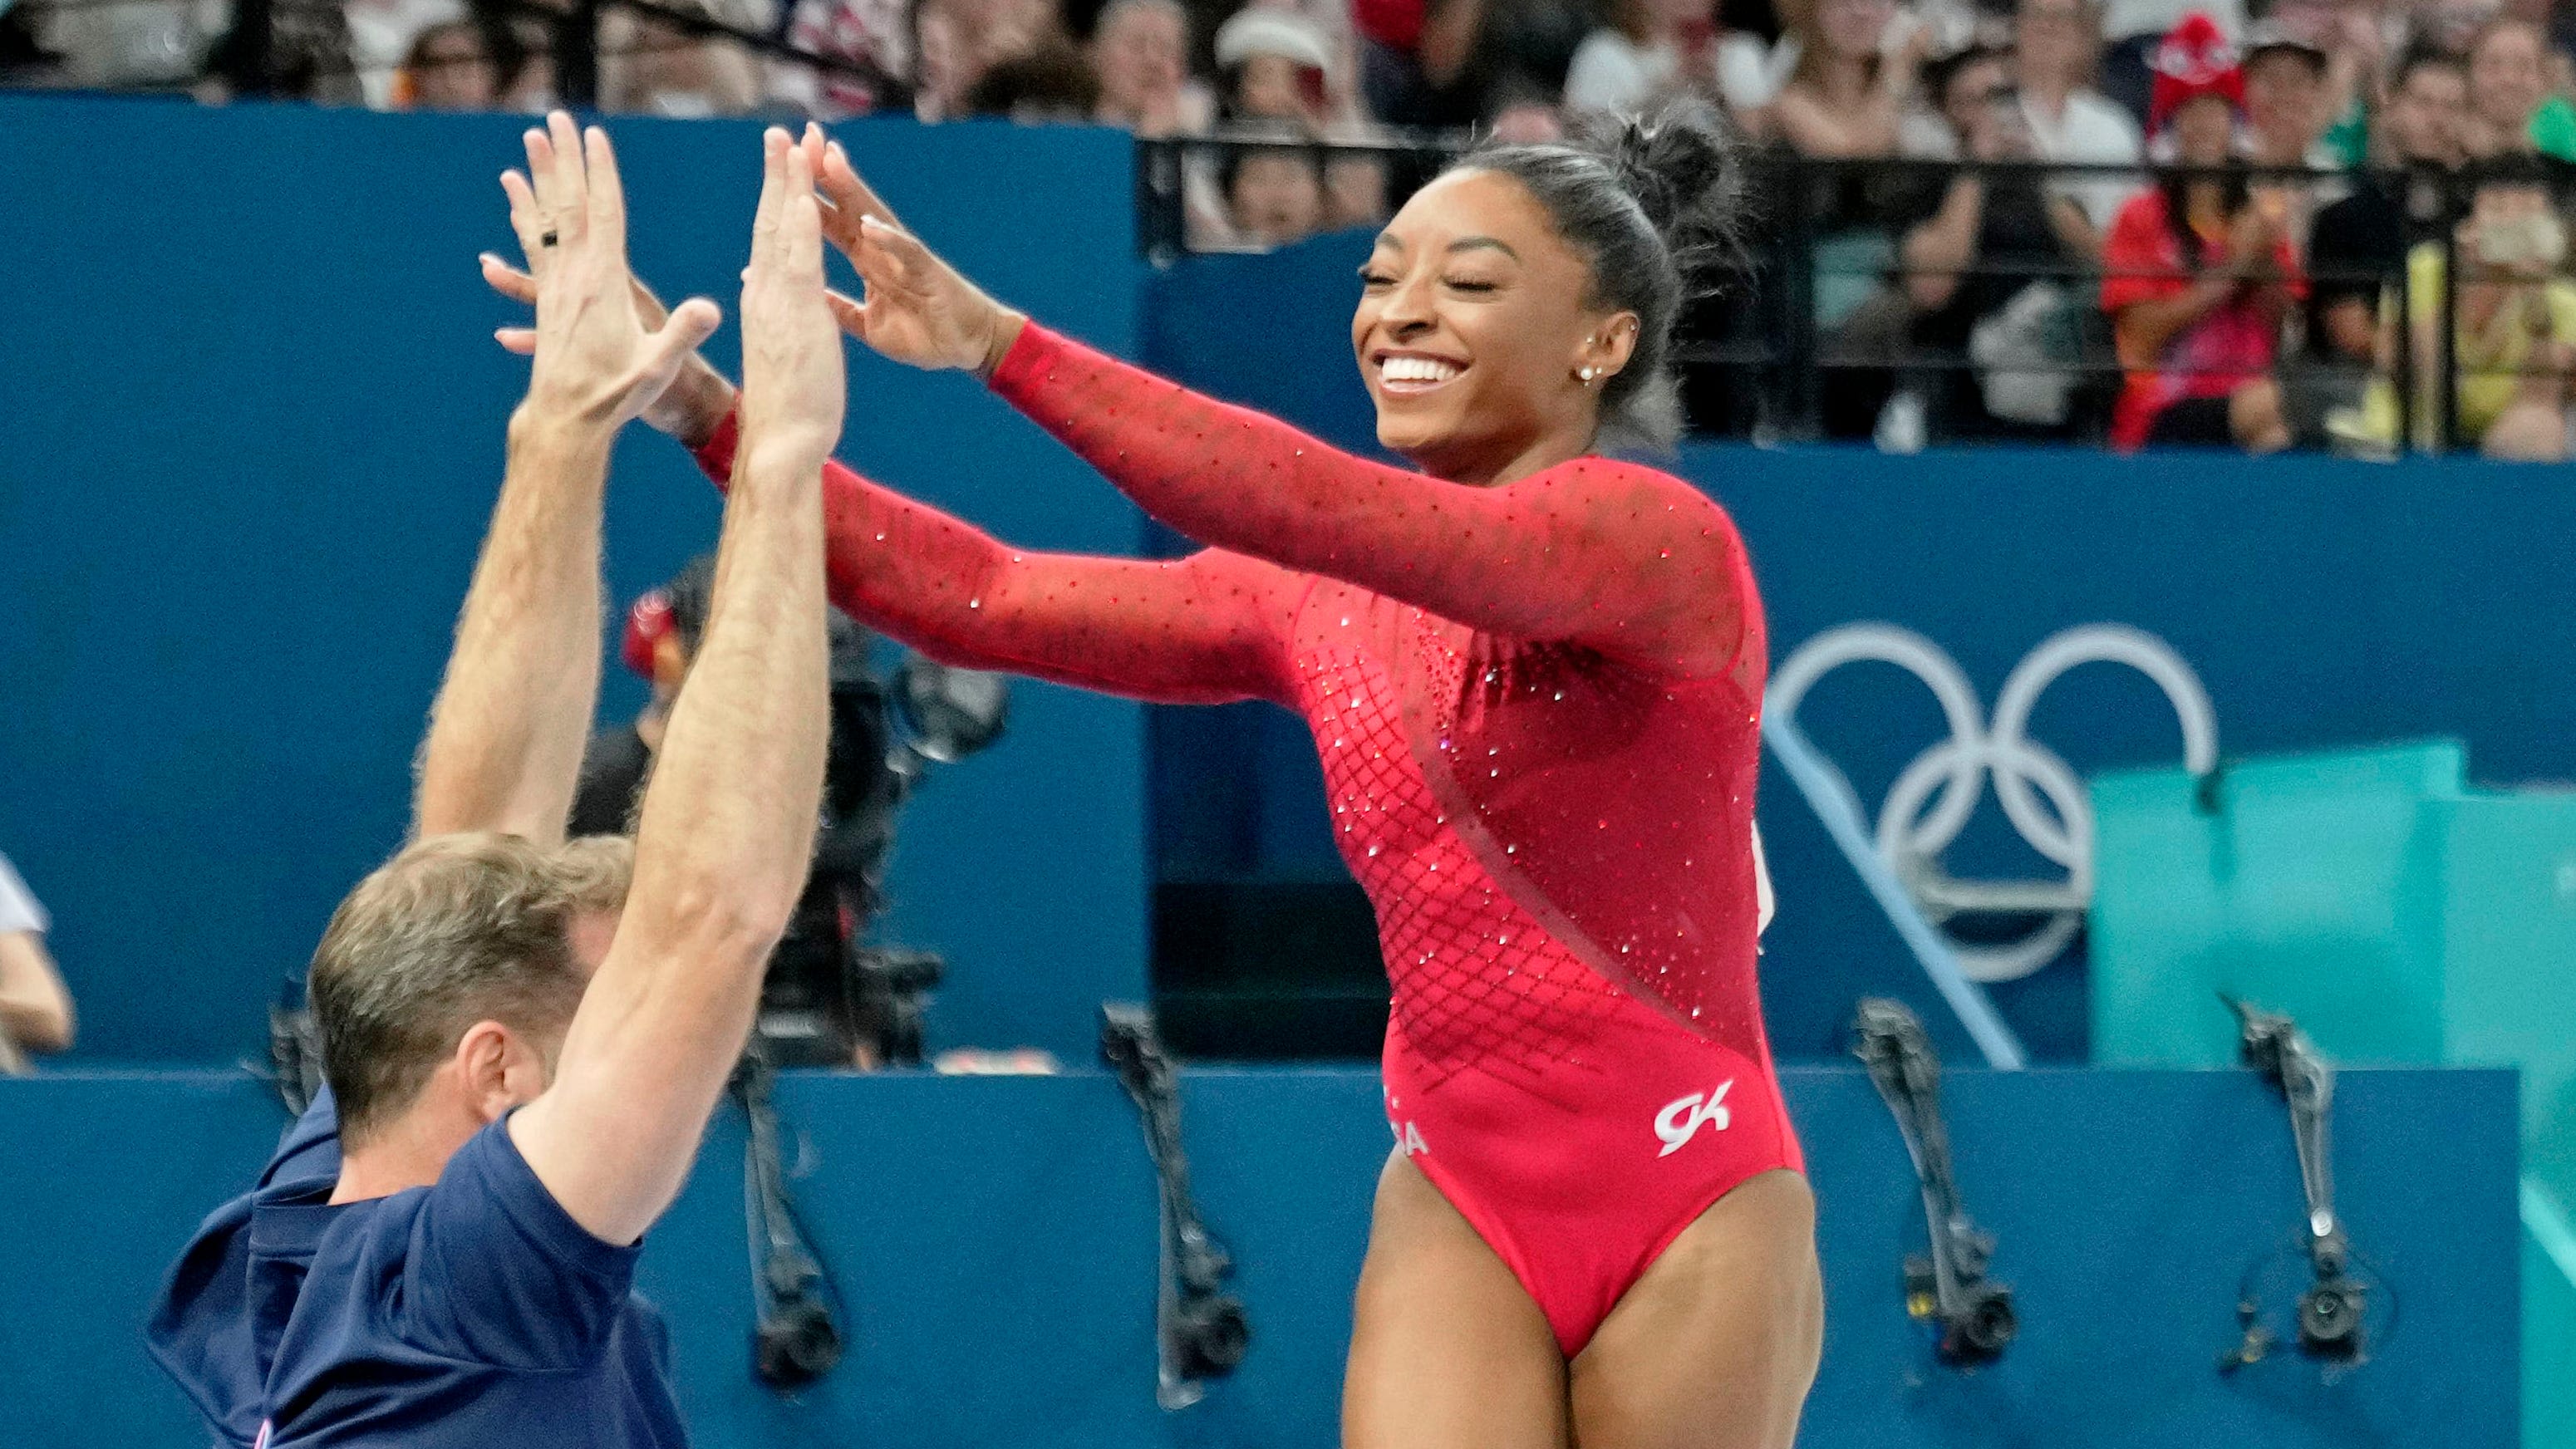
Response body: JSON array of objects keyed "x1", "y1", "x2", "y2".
[{"x1": 1448, "y1": 102, "x2": 1746, "y2": 448}]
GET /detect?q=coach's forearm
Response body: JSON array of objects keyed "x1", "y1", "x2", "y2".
[
  {"x1": 519, "y1": 439, "x2": 830, "y2": 1245},
  {"x1": 413, "y1": 409, "x2": 612, "y2": 842},
  {"x1": 618, "y1": 438, "x2": 830, "y2": 999}
]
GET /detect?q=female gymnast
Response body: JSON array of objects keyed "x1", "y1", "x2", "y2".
[{"x1": 487, "y1": 104, "x2": 1820, "y2": 1449}]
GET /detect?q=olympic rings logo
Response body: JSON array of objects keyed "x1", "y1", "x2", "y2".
[{"x1": 1767, "y1": 624, "x2": 2219, "y2": 984}]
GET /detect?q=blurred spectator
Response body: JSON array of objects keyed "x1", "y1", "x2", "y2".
[
  {"x1": 2417, "y1": 0, "x2": 2503, "y2": 57},
  {"x1": 1214, "y1": 7, "x2": 1386, "y2": 227},
  {"x1": 397, "y1": 18, "x2": 499, "y2": 109},
  {"x1": 1215, "y1": 5, "x2": 1335, "y2": 120},
  {"x1": 346, "y1": 0, "x2": 465, "y2": 108},
  {"x1": 1352, "y1": 0, "x2": 1580, "y2": 129},
  {"x1": 1352, "y1": 0, "x2": 1485, "y2": 123},
  {"x1": 18, "y1": 0, "x2": 210, "y2": 91},
  {"x1": 196, "y1": 0, "x2": 363, "y2": 103},
  {"x1": 2294, "y1": 46, "x2": 2466, "y2": 445},
  {"x1": 964, "y1": 38, "x2": 1100, "y2": 117},
  {"x1": 2241, "y1": 22, "x2": 2333, "y2": 166},
  {"x1": 1562, "y1": 0, "x2": 1717, "y2": 115},
  {"x1": 914, "y1": 0, "x2": 979, "y2": 119},
  {"x1": 1224, "y1": 135, "x2": 1330, "y2": 245},
  {"x1": 499, "y1": 16, "x2": 557, "y2": 109},
  {"x1": 782, "y1": 0, "x2": 913, "y2": 115},
  {"x1": 0, "y1": 853, "x2": 74, "y2": 1073},
  {"x1": 1772, "y1": 0, "x2": 1927, "y2": 437},
  {"x1": 0, "y1": 5, "x2": 66, "y2": 86},
  {"x1": 1898, "y1": 42, "x2": 2102, "y2": 438},
  {"x1": 1773, "y1": 0, "x2": 1928, "y2": 157},
  {"x1": 914, "y1": 0, "x2": 1058, "y2": 120},
  {"x1": 2101, "y1": 13, "x2": 2295, "y2": 451},
  {"x1": 2392, "y1": 151, "x2": 2576, "y2": 457},
  {"x1": 2467, "y1": 17, "x2": 2576, "y2": 161},
  {"x1": 2274, "y1": 0, "x2": 2388, "y2": 169},
  {"x1": 1093, "y1": 0, "x2": 1212, "y2": 134},
  {"x1": 2096, "y1": 0, "x2": 2242, "y2": 126},
  {"x1": 2014, "y1": 0, "x2": 2142, "y2": 248},
  {"x1": 599, "y1": 0, "x2": 764, "y2": 115}
]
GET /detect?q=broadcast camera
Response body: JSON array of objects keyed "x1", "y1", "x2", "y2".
[{"x1": 582, "y1": 555, "x2": 1009, "y2": 1068}]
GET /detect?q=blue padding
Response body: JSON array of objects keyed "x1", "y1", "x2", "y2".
[{"x1": 0, "y1": 1065, "x2": 2518, "y2": 1447}]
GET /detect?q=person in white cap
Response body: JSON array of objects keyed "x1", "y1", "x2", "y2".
[{"x1": 1212, "y1": 4, "x2": 1388, "y2": 238}]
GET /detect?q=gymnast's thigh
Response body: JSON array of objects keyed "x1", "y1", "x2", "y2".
[
  {"x1": 1342, "y1": 1151, "x2": 1570, "y2": 1449},
  {"x1": 1567, "y1": 1170, "x2": 1823, "y2": 1449}
]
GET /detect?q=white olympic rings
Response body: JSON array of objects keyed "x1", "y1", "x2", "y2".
[{"x1": 1767, "y1": 623, "x2": 2218, "y2": 984}]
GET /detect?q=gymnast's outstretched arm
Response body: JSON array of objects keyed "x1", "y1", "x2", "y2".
[
  {"x1": 803, "y1": 135, "x2": 1752, "y2": 681},
  {"x1": 483, "y1": 239, "x2": 1300, "y2": 710},
  {"x1": 686, "y1": 413, "x2": 1302, "y2": 706}
]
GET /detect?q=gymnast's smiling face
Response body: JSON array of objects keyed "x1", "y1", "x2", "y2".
[{"x1": 1353, "y1": 168, "x2": 1632, "y2": 485}]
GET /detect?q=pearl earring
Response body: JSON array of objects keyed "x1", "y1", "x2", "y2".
[{"x1": 1577, "y1": 366, "x2": 1597, "y2": 383}]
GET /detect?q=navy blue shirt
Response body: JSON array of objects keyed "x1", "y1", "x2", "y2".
[{"x1": 147, "y1": 1088, "x2": 686, "y2": 1447}]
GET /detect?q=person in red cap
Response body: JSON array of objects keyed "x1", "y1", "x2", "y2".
[{"x1": 2099, "y1": 11, "x2": 2299, "y2": 450}]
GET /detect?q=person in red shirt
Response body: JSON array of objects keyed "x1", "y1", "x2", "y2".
[
  {"x1": 2101, "y1": 12, "x2": 2299, "y2": 451},
  {"x1": 491, "y1": 106, "x2": 1818, "y2": 1447}
]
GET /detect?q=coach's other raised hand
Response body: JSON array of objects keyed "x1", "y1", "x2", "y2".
[
  {"x1": 503, "y1": 112, "x2": 721, "y2": 430},
  {"x1": 735, "y1": 127, "x2": 845, "y2": 471}
]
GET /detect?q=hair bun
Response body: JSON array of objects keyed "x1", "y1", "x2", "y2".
[{"x1": 1575, "y1": 101, "x2": 1747, "y2": 282}]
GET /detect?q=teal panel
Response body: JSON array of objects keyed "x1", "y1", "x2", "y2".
[
  {"x1": 2524, "y1": 1181, "x2": 2576, "y2": 1449},
  {"x1": 2092, "y1": 741, "x2": 2464, "y2": 1066},
  {"x1": 2439, "y1": 796, "x2": 2576, "y2": 1206}
]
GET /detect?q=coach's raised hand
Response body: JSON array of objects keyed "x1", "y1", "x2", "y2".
[{"x1": 503, "y1": 111, "x2": 720, "y2": 429}]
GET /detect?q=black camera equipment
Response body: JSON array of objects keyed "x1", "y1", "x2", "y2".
[
  {"x1": 735, "y1": 1048, "x2": 845, "y2": 1390},
  {"x1": 2219, "y1": 995, "x2": 2368, "y2": 1367},
  {"x1": 753, "y1": 651, "x2": 1005, "y2": 1069},
  {"x1": 1100, "y1": 1002, "x2": 1249, "y2": 1408},
  {"x1": 1851, "y1": 998, "x2": 2017, "y2": 1366}
]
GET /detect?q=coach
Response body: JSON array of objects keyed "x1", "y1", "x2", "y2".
[{"x1": 147, "y1": 117, "x2": 843, "y2": 1447}]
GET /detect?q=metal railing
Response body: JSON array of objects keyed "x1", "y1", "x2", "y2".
[{"x1": 1143, "y1": 135, "x2": 2548, "y2": 454}]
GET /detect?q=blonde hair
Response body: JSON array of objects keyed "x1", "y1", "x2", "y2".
[{"x1": 308, "y1": 832, "x2": 632, "y2": 1144}]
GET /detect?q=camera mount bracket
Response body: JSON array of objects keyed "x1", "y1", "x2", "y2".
[
  {"x1": 2223, "y1": 995, "x2": 2366, "y2": 1362},
  {"x1": 1852, "y1": 998, "x2": 2018, "y2": 1365},
  {"x1": 735, "y1": 1050, "x2": 844, "y2": 1390},
  {"x1": 1100, "y1": 1002, "x2": 1249, "y2": 1408}
]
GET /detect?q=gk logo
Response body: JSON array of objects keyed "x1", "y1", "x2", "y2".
[{"x1": 1654, "y1": 1081, "x2": 1733, "y2": 1157}]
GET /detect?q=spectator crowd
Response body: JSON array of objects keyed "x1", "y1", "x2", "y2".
[{"x1": 10, "y1": 0, "x2": 2576, "y2": 451}]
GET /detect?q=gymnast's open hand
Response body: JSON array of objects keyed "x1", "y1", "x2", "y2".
[
  {"x1": 799, "y1": 127, "x2": 1027, "y2": 376},
  {"x1": 489, "y1": 111, "x2": 722, "y2": 430},
  {"x1": 736, "y1": 127, "x2": 846, "y2": 469}
]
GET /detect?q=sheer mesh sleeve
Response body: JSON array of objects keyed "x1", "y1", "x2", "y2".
[
  {"x1": 987, "y1": 323, "x2": 1753, "y2": 680},
  {"x1": 691, "y1": 415, "x2": 1300, "y2": 706}
]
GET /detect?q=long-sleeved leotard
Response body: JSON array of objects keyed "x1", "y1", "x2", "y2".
[{"x1": 691, "y1": 323, "x2": 1799, "y2": 1354}]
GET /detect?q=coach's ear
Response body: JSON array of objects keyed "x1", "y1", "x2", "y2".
[{"x1": 455, "y1": 1019, "x2": 555, "y2": 1124}]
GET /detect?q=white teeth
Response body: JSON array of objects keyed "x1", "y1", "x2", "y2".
[{"x1": 1379, "y1": 355, "x2": 1463, "y2": 386}]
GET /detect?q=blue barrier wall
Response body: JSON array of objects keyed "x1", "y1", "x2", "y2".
[
  {"x1": 0, "y1": 1066, "x2": 2520, "y2": 1447},
  {"x1": 0, "y1": 97, "x2": 1147, "y2": 1066},
  {"x1": 1140, "y1": 233, "x2": 2576, "y2": 1064}
]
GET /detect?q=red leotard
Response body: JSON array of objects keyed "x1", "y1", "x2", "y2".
[{"x1": 691, "y1": 323, "x2": 1802, "y2": 1355}]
